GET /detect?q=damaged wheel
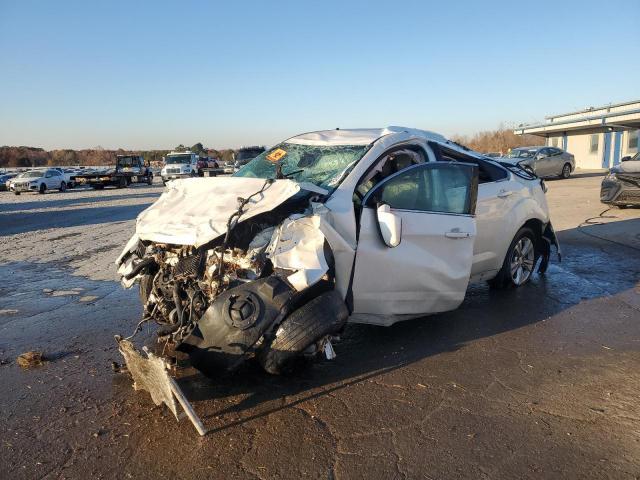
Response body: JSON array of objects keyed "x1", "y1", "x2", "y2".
[
  {"x1": 488, "y1": 227, "x2": 538, "y2": 289},
  {"x1": 258, "y1": 290, "x2": 348, "y2": 375}
]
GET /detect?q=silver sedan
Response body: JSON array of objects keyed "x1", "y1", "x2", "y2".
[{"x1": 502, "y1": 146, "x2": 575, "y2": 179}]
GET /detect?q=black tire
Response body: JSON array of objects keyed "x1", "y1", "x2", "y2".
[
  {"x1": 59, "y1": 181, "x2": 66, "y2": 192},
  {"x1": 38, "y1": 183, "x2": 46, "y2": 194},
  {"x1": 162, "y1": 180, "x2": 167, "y2": 186},
  {"x1": 92, "y1": 185, "x2": 105, "y2": 190},
  {"x1": 117, "y1": 176, "x2": 127, "y2": 189},
  {"x1": 190, "y1": 170, "x2": 197, "y2": 177},
  {"x1": 258, "y1": 290, "x2": 348, "y2": 375},
  {"x1": 147, "y1": 174, "x2": 153, "y2": 185},
  {"x1": 560, "y1": 163, "x2": 571, "y2": 179},
  {"x1": 488, "y1": 227, "x2": 538, "y2": 290},
  {"x1": 14, "y1": 191, "x2": 20, "y2": 195}
]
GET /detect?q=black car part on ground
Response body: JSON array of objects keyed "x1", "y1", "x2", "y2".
[
  {"x1": 601, "y1": 173, "x2": 640, "y2": 206},
  {"x1": 177, "y1": 276, "x2": 295, "y2": 375}
]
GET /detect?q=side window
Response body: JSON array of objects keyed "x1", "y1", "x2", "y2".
[
  {"x1": 365, "y1": 163, "x2": 477, "y2": 215},
  {"x1": 354, "y1": 147, "x2": 424, "y2": 203},
  {"x1": 428, "y1": 142, "x2": 507, "y2": 183}
]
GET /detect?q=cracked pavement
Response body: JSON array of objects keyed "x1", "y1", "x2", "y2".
[{"x1": 0, "y1": 176, "x2": 639, "y2": 479}]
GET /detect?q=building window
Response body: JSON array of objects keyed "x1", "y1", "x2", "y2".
[
  {"x1": 551, "y1": 137, "x2": 558, "y2": 147},
  {"x1": 590, "y1": 134, "x2": 599, "y2": 153},
  {"x1": 629, "y1": 130, "x2": 638, "y2": 151}
]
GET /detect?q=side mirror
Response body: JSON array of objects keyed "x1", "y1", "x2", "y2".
[
  {"x1": 376, "y1": 203, "x2": 402, "y2": 248},
  {"x1": 621, "y1": 156, "x2": 632, "y2": 162}
]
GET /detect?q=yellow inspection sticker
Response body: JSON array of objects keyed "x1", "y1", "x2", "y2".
[{"x1": 266, "y1": 148, "x2": 287, "y2": 163}]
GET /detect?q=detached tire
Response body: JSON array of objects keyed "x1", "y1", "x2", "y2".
[
  {"x1": 488, "y1": 227, "x2": 538, "y2": 289},
  {"x1": 258, "y1": 290, "x2": 348, "y2": 375}
]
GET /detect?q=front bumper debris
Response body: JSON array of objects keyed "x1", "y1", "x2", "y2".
[{"x1": 117, "y1": 338, "x2": 207, "y2": 436}]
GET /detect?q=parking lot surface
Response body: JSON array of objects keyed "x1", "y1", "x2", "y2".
[{"x1": 1, "y1": 176, "x2": 639, "y2": 479}]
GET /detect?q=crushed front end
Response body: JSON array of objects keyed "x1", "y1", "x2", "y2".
[{"x1": 115, "y1": 177, "x2": 348, "y2": 377}]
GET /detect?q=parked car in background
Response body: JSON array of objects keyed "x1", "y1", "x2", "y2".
[
  {"x1": 9, "y1": 169, "x2": 67, "y2": 195},
  {"x1": 501, "y1": 146, "x2": 575, "y2": 179},
  {"x1": 0, "y1": 173, "x2": 17, "y2": 191},
  {"x1": 601, "y1": 153, "x2": 640, "y2": 207},
  {"x1": 51, "y1": 168, "x2": 76, "y2": 188},
  {"x1": 233, "y1": 146, "x2": 266, "y2": 172}
]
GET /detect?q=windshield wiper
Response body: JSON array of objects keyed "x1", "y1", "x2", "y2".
[{"x1": 283, "y1": 169, "x2": 304, "y2": 178}]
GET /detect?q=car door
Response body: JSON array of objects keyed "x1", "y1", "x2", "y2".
[
  {"x1": 531, "y1": 148, "x2": 549, "y2": 177},
  {"x1": 44, "y1": 170, "x2": 55, "y2": 188},
  {"x1": 546, "y1": 148, "x2": 562, "y2": 175},
  {"x1": 351, "y1": 162, "x2": 479, "y2": 316}
]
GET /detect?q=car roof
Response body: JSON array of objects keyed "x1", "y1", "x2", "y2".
[{"x1": 285, "y1": 126, "x2": 447, "y2": 146}]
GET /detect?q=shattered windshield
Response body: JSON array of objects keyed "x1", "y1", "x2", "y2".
[
  {"x1": 233, "y1": 143, "x2": 368, "y2": 190},
  {"x1": 506, "y1": 149, "x2": 537, "y2": 159},
  {"x1": 166, "y1": 155, "x2": 191, "y2": 165}
]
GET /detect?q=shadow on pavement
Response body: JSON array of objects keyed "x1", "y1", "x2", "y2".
[{"x1": 0, "y1": 203, "x2": 152, "y2": 236}]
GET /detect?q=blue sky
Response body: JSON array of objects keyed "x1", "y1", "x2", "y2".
[{"x1": 0, "y1": 0, "x2": 638, "y2": 150}]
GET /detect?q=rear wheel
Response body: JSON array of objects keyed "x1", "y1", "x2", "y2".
[
  {"x1": 117, "y1": 176, "x2": 127, "y2": 189},
  {"x1": 147, "y1": 174, "x2": 153, "y2": 185},
  {"x1": 14, "y1": 191, "x2": 20, "y2": 195},
  {"x1": 59, "y1": 181, "x2": 66, "y2": 192},
  {"x1": 38, "y1": 183, "x2": 46, "y2": 194},
  {"x1": 560, "y1": 163, "x2": 571, "y2": 179},
  {"x1": 488, "y1": 227, "x2": 538, "y2": 289}
]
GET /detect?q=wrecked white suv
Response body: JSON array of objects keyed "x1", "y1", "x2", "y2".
[{"x1": 116, "y1": 127, "x2": 560, "y2": 375}]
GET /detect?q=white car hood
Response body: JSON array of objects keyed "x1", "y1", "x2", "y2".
[{"x1": 135, "y1": 177, "x2": 306, "y2": 247}]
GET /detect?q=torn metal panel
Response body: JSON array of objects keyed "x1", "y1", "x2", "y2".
[
  {"x1": 118, "y1": 340, "x2": 178, "y2": 418},
  {"x1": 267, "y1": 215, "x2": 330, "y2": 291},
  {"x1": 118, "y1": 339, "x2": 207, "y2": 435}
]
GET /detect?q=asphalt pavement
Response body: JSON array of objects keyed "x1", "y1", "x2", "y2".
[{"x1": 0, "y1": 176, "x2": 639, "y2": 479}]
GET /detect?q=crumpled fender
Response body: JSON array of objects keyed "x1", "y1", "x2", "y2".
[{"x1": 267, "y1": 206, "x2": 354, "y2": 295}]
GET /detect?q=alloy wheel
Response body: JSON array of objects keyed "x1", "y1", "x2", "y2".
[{"x1": 510, "y1": 237, "x2": 535, "y2": 285}]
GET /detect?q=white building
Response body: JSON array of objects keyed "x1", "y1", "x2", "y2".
[{"x1": 514, "y1": 100, "x2": 640, "y2": 170}]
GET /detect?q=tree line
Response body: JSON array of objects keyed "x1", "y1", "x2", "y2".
[
  {"x1": 1, "y1": 128, "x2": 544, "y2": 169},
  {"x1": 0, "y1": 143, "x2": 236, "y2": 169},
  {"x1": 452, "y1": 127, "x2": 542, "y2": 155}
]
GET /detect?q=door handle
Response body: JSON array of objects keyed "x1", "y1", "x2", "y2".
[
  {"x1": 497, "y1": 190, "x2": 513, "y2": 198},
  {"x1": 445, "y1": 230, "x2": 472, "y2": 239}
]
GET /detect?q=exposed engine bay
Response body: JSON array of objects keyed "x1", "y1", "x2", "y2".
[{"x1": 116, "y1": 178, "x2": 349, "y2": 376}]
